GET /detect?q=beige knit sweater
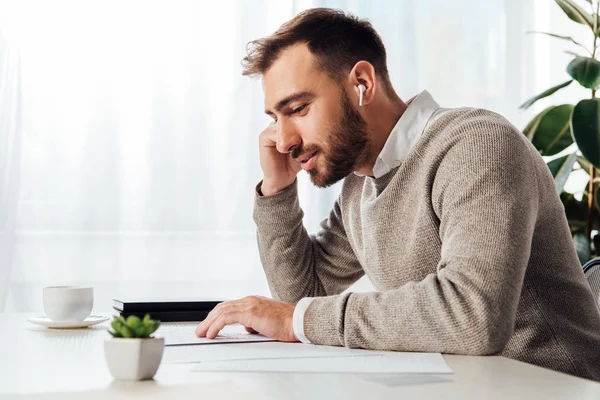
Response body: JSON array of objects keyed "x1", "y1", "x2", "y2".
[{"x1": 254, "y1": 108, "x2": 600, "y2": 381}]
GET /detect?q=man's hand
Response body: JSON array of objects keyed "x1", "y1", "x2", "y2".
[
  {"x1": 195, "y1": 296, "x2": 299, "y2": 342},
  {"x1": 259, "y1": 123, "x2": 301, "y2": 196}
]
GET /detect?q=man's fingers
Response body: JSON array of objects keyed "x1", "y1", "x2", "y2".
[
  {"x1": 259, "y1": 124, "x2": 278, "y2": 147},
  {"x1": 196, "y1": 309, "x2": 220, "y2": 337},
  {"x1": 196, "y1": 301, "x2": 238, "y2": 337},
  {"x1": 245, "y1": 326, "x2": 259, "y2": 334},
  {"x1": 206, "y1": 311, "x2": 243, "y2": 339},
  {"x1": 196, "y1": 296, "x2": 262, "y2": 338}
]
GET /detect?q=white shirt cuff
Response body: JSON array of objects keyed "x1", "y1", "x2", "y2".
[{"x1": 293, "y1": 297, "x2": 314, "y2": 344}]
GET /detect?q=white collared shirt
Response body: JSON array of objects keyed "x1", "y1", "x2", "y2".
[{"x1": 293, "y1": 90, "x2": 450, "y2": 344}]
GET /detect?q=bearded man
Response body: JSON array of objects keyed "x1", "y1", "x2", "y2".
[{"x1": 196, "y1": 8, "x2": 600, "y2": 381}]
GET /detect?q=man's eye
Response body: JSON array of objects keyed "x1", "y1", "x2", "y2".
[{"x1": 292, "y1": 104, "x2": 307, "y2": 114}]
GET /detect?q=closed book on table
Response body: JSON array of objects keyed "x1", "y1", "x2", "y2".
[
  {"x1": 113, "y1": 307, "x2": 211, "y2": 322},
  {"x1": 112, "y1": 299, "x2": 223, "y2": 313}
]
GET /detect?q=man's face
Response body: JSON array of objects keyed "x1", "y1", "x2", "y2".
[{"x1": 263, "y1": 44, "x2": 370, "y2": 188}]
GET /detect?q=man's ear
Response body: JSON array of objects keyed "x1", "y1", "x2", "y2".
[{"x1": 349, "y1": 61, "x2": 377, "y2": 107}]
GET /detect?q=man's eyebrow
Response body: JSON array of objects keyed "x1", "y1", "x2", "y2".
[{"x1": 265, "y1": 91, "x2": 313, "y2": 116}]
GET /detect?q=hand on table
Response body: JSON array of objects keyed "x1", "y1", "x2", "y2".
[{"x1": 195, "y1": 296, "x2": 299, "y2": 342}]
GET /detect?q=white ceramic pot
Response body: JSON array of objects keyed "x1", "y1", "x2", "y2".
[{"x1": 104, "y1": 337, "x2": 164, "y2": 381}]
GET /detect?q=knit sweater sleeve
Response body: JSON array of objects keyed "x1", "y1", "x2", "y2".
[
  {"x1": 302, "y1": 117, "x2": 540, "y2": 355},
  {"x1": 253, "y1": 180, "x2": 364, "y2": 302}
]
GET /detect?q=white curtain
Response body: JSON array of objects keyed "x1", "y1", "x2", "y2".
[
  {"x1": 0, "y1": 25, "x2": 21, "y2": 312},
  {"x1": 0, "y1": 0, "x2": 567, "y2": 312}
]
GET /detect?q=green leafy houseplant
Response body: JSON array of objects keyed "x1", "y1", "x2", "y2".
[
  {"x1": 521, "y1": 0, "x2": 600, "y2": 264},
  {"x1": 104, "y1": 313, "x2": 164, "y2": 380},
  {"x1": 108, "y1": 314, "x2": 160, "y2": 338}
]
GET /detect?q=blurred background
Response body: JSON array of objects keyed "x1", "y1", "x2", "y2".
[{"x1": 0, "y1": 0, "x2": 593, "y2": 312}]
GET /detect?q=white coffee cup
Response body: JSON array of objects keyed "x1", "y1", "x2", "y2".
[{"x1": 43, "y1": 286, "x2": 94, "y2": 321}]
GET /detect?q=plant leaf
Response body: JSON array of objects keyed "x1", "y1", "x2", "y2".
[
  {"x1": 526, "y1": 104, "x2": 575, "y2": 155},
  {"x1": 562, "y1": 191, "x2": 600, "y2": 230},
  {"x1": 577, "y1": 155, "x2": 592, "y2": 172},
  {"x1": 139, "y1": 326, "x2": 150, "y2": 338},
  {"x1": 547, "y1": 152, "x2": 579, "y2": 194},
  {"x1": 562, "y1": 192, "x2": 587, "y2": 228},
  {"x1": 523, "y1": 106, "x2": 554, "y2": 140},
  {"x1": 577, "y1": 155, "x2": 600, "y2": 176},
  {"x1": 565, "y1": 50, "x2": 586, "y2": 57},
  {"x1": 571, "y1": 98, "x2": 600, "y2": 167},
  {"x1": 120, "y1": 325, "x2": 134, "y2": 338},
  {"x1": 126, "y1": 315, "x2": 142, "y2": 330},
  {"x1": 529, "y1": 31, "x2": 590, "y2": 53},
  {"x1": 148, "y1": 321, "x2": 160, "y2": 336},
  {"x1": 555, "y1": 0, "x2": 596, "y2": 30},
  {"x1": 574, "y1": 231, "x2": 592, "y2": 265},
  {"x1": 520, "y1": 80, "x2": 573, "y2": 110},
  {"x1": 567, "y1": 57, "x2": 600, "y2": 89}
]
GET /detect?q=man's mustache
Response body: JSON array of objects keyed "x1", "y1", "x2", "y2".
[{"x1": 291, "y1": 145, "x2": 321, "y2": 160}]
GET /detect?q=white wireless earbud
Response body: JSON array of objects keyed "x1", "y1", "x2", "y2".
[{"x1": 358, "y1": 84, "x2": 366, "y2": 107}]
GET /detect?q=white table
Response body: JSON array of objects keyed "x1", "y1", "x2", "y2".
[{"x1": 1, "y1": 313, "x2": 599, "y2": 399}]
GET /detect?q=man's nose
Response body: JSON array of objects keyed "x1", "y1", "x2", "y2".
[{"x1": 276, "y1": 120, "x2": 301, "y2": 154}]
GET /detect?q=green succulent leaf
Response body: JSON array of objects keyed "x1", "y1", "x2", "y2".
[
  {"x1": 574, "y1": 231, "x2": 592, "y2": 265},
  {"x1": 107, "y1": 314, "x2": 161, "y2": 338},
  {"x1": 525, "y1": 104, "x2": 575, "y2": 155},
  {"x1": 135, "y1": 326, "x2": 146, "y2": 337},
  {"x1": 555, "y1": 0, "x2": 596, "y2": 30},
  {"x1": 121, "y1": 325, "x2": 134, "y2": 338},
  {"x1": 126, "y1": 315, "x2": 142, "y2": 329},
  {"x1": 520, "y1": 80, "x2": 573, "y2": 110},
  {"x1": 149, "y1": 321, "x2": 160, "y2": 336},
  {"x1": 140, "y1": 326, "x2": 151, "y2": 338},
  {"x1": 111, "y1": 319, "x2": 121, "y2": 331},
  {"x1": 571, "y1": 99, "x2": 600, "y2": 167},
  {"x1": 547, "y1": 152, "x2": 579, "y2": 194}
]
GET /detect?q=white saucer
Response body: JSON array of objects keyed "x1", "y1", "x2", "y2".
[{"x1": 27, "y1": 315, "x2": 109, "y2": 329}]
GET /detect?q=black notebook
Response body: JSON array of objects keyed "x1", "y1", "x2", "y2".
[
  {"x1": 113, "y1": 307, "x2": 211, "y2": 322},
  {"x1": 113, "y1": 299, "x2": 223, "y2": 313}
]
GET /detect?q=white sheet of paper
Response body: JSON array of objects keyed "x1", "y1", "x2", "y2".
[
  {"x1": 157, "y1": 322, "x2": 276, "y2": 346},
  {"x1": 163, "y1": 341, "x2": 393, "y2": 364},
  {"x1": 158, "y1": 323, "x2": 453, "y2": 375},
  {"x1": 190, "y1": 351, "x2": 453, "y2": 374},
  {"x1": 363, "y1": 375, "x2": 452, "y2": 386}
]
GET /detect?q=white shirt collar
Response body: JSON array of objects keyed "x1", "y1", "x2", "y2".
[{"x1": 358, "y1": 90, "x2": 440, "y2": 179}]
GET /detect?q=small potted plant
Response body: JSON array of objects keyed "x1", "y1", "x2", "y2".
[{"x1": 104, "y1": 314, "x2": 164, "y2": 381}]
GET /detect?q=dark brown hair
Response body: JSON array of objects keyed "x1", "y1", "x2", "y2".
[{"x1": 242, "y1": 8, "x2": 394, "y2": 96}]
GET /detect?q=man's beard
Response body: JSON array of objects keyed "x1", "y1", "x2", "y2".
[{"x1": 292, "y1": 91, "x2": 370, "y2": 188}]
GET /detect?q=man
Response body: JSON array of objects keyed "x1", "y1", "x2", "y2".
[{"x1": 196, "y1": 8, "x2": 600, "y2": 380}]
